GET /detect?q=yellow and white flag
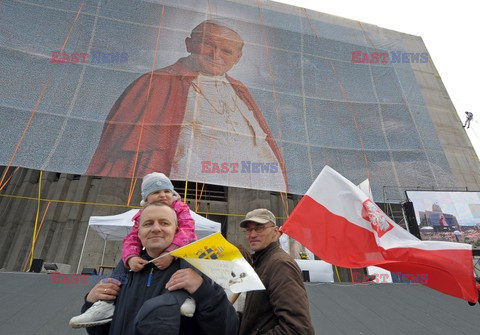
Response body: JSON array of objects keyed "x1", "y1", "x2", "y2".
[{"x1": 170, "y1": 232, "x2": 265, "y2": 293}]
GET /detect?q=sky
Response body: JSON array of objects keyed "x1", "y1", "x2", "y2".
[{"x1": 271, "y1": 0, "x2": 480, "y2": 159}]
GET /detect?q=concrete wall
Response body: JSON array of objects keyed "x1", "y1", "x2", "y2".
[
  {"x1": 0, "y1": 167, "x2": 301, "y2": 273},
  {"x1": 0, "y1": 169, "x2": 97, "y2": 271}
]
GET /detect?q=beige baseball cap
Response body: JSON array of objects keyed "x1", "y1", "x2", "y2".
[{"x1": 239, "y1": 209, "x2": 277, "y2": 228}]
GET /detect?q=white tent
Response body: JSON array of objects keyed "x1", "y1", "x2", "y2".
[
  {"x1": 76, "y1": 209, "x2": 221, "y2": 273},
  {"x1": 88, "y1": 209, "x2": 139, "y2": 241},
  {"x1": 295, "y1": 259, "x2": 334, "y2": 283}
]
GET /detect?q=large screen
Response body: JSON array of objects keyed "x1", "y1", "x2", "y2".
[
  {"x1": 406, "y1": 190, "x2": 480, "y2": 246},
  {"x1": 0, "y1": 0, "x2": 456, "y2": 198}
]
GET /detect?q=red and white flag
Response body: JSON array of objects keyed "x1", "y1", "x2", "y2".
[{"x1": 281, "y1": 166, "x2": 478, "y2": 303}]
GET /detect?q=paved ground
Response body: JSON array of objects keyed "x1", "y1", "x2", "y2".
[
  {"x1": 306, "y1": 282, "x2": 480, "y2": 334},
  {"x1": 2, "y1": 272, "x2": 479, "y2": 335}
]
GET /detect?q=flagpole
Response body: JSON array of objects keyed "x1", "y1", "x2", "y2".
[
  {"x1": 229, "y1": 292, "x2": 240, "y2": 305},
  {"x1": 147, "y1": 251, "x2": 171, "y2": 264},
  {"x1": 334, "y1": 265, "x2": 342, "y2": 282}
]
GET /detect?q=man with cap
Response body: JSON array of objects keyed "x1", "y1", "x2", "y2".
[
  {"x1": 238, "y1": 209, "x2": 315, "y2": 335},
  {"x1": 76, "y1": 202, "x2": 238, "y2": 335}
]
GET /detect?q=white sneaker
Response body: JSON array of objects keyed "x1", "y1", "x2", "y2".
[
  {"x1": 69, "y1": 300, "x2": 115, "y2": 328},
  {"x1": 180, "y1": 297, "x2": 196, "y2": 317}
]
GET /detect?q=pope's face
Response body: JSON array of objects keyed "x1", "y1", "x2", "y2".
[{"x1": 186, "y1": 23, "x2": 243, "y2": 76}]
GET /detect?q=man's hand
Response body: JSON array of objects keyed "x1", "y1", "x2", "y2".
[
  {"x1": 152, "y1": 253, "x2": 174, "y2": 270},
  {"x1": 166, "y1": 268, "x2": 203, "y2": 294},
  {"x1": 128, "y1": 256, "x2": 148, "y2": 272},
  {"x1": 86, "y1": 278, "x2": 122, "y2": 303}
]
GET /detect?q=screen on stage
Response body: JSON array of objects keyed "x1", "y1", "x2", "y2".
[{"x1": 405, "y1": 190, "x2": 480, "y2": 246}]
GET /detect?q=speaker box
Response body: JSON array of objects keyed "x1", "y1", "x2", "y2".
[
  {"x1": 81, "y1": 267, "x2": 98, "y2": 275},
  {"x1": 29, "y1": 258, "x2": 44, "y2": 273},
  {"x1": 302, "y1": 270, "x2": 310, "y2": 282},
  {"x1": 403, "y1": 201, "x2": 422, "y2": 240}
]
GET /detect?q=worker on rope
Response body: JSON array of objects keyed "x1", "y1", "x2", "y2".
[{"x1": 463, "y1": 111, "x2": 473, "y2": 129}]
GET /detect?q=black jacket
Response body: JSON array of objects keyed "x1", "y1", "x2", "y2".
[{"x1": 82, "y1": 254, "x2": 238, "y2": 335}]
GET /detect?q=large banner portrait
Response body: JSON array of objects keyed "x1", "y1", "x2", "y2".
[{"x1": 0, "y1": 0, "x2": 456, "y2": 198}]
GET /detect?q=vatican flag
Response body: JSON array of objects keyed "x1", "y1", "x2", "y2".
[{"x1": 170, "y1": 232, "x2": 265, "y2": 293}]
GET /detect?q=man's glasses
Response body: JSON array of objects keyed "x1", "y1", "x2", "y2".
[{"x1": 242, "y1": 225, "x2": 276, "y2": 235}]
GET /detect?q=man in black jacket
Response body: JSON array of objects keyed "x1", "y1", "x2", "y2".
[{"x1": 79, "y1": 201, "x2": 238, "y2": 335}]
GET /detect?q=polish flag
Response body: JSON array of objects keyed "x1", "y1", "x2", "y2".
[{"x1": 280, "y1": 166, "x2": 478, "y2": 303}]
